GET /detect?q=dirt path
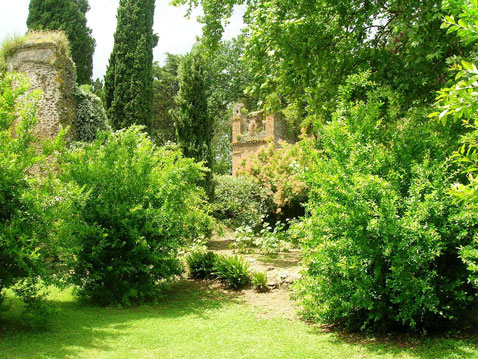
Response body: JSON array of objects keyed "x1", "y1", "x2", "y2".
[{"x1": 207, "y1": 230, "x2": 304, "y2": 320}]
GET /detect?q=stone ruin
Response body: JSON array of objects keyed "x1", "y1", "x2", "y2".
[
  {"x1": 6, "y1": 32, "x2": 77, "y2": 141},
  {"x1": 231, "y1": 103, "x2": 295, "y2": 175}
]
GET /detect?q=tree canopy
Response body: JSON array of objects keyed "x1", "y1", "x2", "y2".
[
  {"x1": 27, "y1": 0, "x2": 96, "y2": 85},
  {"x1": 173, "y1": 0, "x2": 468, "y2": 120},
  {"x1": 174, "y1": 50, "x2": 214, "y2": 198},
  {"x1": 104, "y1": 0, "x2": 157, "y2": 131}
]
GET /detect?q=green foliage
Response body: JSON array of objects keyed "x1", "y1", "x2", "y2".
[
  {"x1": 27, "y1": 0, "x2": 95, "y2": 84},
  {"x1": 214, "y1": 254, "x2": 251, "y2": 289},
  {"x1": 293, "y1": 74, "x2": 476, "y2": 332},
  {"x1": 212, "y1": 175, "x2": 269, "y2": 228},
  {"x1": 255, "y1": 223, "x2": 289, "y2": 255},
  {"x1": 104, "y1": 0, "x2": 156, "y2": 131},
  {"x1": 13, "y1": 281, "x2": 55, "y2": 329},
  {"x1": 238, "y1": 141, "x2": 308, "y2": 220},
  {"x1": 152, "y1": 54, "x2": 182, "y2": 145},
  {"x1": 233, "y1": 223, "x2": 289, "y2": 255},
  {"x1": 175, "y1": 0, "x2": 467, "y2": 122},
  {"x1": 431, "y1": 0, "x2": 478, "y2": 294},
  {"x1": 174, "y1": 50, "x2": 214, "y2": 198},
  {"x1": 0, "y1": 72, "x2": 63, "y2": 325},
  {"x1": 251, "y1": 272, "x2": 268, "y2": 292},
  {"x1": 185, "y1": 250, "x2": 251, "y2": 289},
  {"x1": 233, "y1": 226, "x2": 256, "y2": 253},
  {"x1": 90, "y1": 78, "x2": 105, "y2": 105},
  {"x1": 206, "y1": 36, "x2": 258, "y2": 174},
  {"x1": 59, "y1": 126, "x2": 212, "y2": 306},
  {"x1": 74, "y1": 85, "x2": 111, "y2": 142},
  {"x1": 186, "y1": 251, "x2": 218, "y2": 279},
  {"x1": 432, "y1": 1, "x2": 478, "y2": 203},
  {"x1": 151, "y1": 37, "x2": 255, "y2": 173}
]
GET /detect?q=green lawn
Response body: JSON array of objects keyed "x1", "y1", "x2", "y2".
[{"x1": 0, "y1": 281, "x2": 477, "y2": 359}]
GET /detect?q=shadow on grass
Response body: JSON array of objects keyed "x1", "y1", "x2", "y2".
[
  {"x1": 207, "y1": 238, "x2": 234, "y2": 251},
  {"x1": 1, "y1": 280, "x2": 477, "y2": 359},
  {"x1": 310, "y1": 325, "x2": 478, "y2": 359},
  {"x1": 0, "y1": 280, "x2": 238, "y2": 359},
  {"x1": 254, "y1": 251, "x2": 302, "y2": 269}
]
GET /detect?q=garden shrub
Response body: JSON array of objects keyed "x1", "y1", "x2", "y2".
[
  {"x1": 252, "y1": 272, "x2": 268, "y2": 292},
  {"x1": 0, "y1": 72, "x2": 63, "y2": 325},
  {"x1": 214, "y1": 255, "x2": 251, "y2": 289},
  {"x1": 237, "y1": 141, "x2": 308, "y2": 221},
  {"x1": 59, "y1": 126, "x2": 213, "y2": 306},
  {"x1": 74, "y1": 85, "x2": 111, "y2": 142},
  {"x1": 212, "y1": 174, "x2": 270, "y2": 228},
  {"x1": 186, "y1": 251, "x2": 218, "y2": 279},
  {"x1": 432, "y1": 3, "x2": 478, "y2": 292},
  {"x1": 233, "y1": 223, "x2": 290, "y2": 255},
  {"x1": 294, "y1": 73, "x2": 478, "y2": 332},
  {"x1": 233, "y1": 226, "x2": 256, "y2": 253},
  {"x1": 185, "y1": 250, "x2": 251, "y2": 290}
]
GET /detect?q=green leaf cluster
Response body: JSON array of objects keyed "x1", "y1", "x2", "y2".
[
  {"x1": 152, "y1": 54, "x2": 183, "y2": 145},
  {"x1": 0, "y1": 72, "x2": 68, "y2": 325},
  {"x1": 186, "y1": 250, "x2": 252, "y2": 289},
  {"x1": 174, "y1": 50, "x2": 214, "y2": 198},
  {"x1": 212, "y1": 174, "x2": 270, "y2": 229},
  {"x1": 293, "y1": 75, "x2": 476, "y2": 332},
  {"x1": 59, "y1": 126, "x2": 212, "y2": 306},
  {"x1": 431, "y1": 0, "x2": 478, "y2": 295},
  {"x1": 104, "y1": 0, "x2": 156, "y2": 131},
  {"x1": 74, "y1": 85, "x2": 111, "y2": 142},
  {"x1": 174, "y1": 0, "x2": 466, "y2": 122}
]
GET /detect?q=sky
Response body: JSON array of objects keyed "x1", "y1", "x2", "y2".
[{"x1": 0, "y1": 0, "x2": 245, "y2": 79}]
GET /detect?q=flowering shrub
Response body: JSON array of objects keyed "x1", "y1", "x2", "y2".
[{"x1": 238, "y1": 140, "x2": 307, "y2": 219}]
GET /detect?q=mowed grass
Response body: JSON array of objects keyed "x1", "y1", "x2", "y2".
[{"x1": 0, "y1": 281, "x2": 477, "y2": 359}]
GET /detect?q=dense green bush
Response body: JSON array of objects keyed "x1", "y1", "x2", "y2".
[
  {"x1": 186, "y1": 251, "x2": 218, "y2": 279},
  {"x1": 432, "y1": 3, "x2": 478, "y2": 291},
  {"x1": 59, "y1": 126, "x2": 212, "y2": 306},
  {"x1": 74, "y1": 85, "x2": 111, "y2": 142},
  {"x1": 212, "y1": 175, "x2": 270, "y2": 228},
  {"x1": 294, "y1": 74, "x2": 477, "y2": 332},
  {"x1": 0, "y1": 72, "x2": 62, "y2": 325},
  {"x1": 214, "y1": 255, "x2": 251, "y2": 289}
]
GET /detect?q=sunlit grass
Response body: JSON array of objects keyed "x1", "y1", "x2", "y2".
[{"x1": 0, "y1": 281, "x2": 477, "y2": 359}]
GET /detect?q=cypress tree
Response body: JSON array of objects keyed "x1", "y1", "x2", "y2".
[
  {"x1": 104, "y1": 0, "x2": 156, "y2": 131},
  {"x1": 174, "y1": 51, "x2": 214, "y2": 199},
  {"x1": 27, "y1": 0, "x2": 95, "y2": 85}
]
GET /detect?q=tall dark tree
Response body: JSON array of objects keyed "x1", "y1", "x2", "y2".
[
  {"x1": 174, "y1": 51, "x2": 214, "y2": 199},
  {"x1": 104, "y1": 0, "x2": 156, "y2": 131},
  {"x1": 152, "y1": 54, "x2": 183, "y2": 144},
  {"x1": 27, "y1": 0, "x2": 95, "y2": 85}
]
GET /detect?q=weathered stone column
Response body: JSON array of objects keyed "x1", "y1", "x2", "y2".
[{"x1": 6, "y1": 32, "x2": 76, "y2": 140}]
